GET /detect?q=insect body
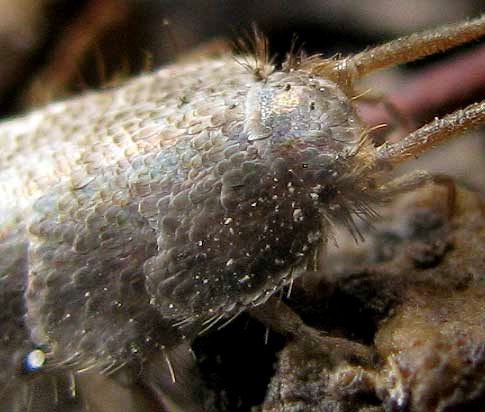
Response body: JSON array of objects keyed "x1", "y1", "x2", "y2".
[{"x1": 0, "y1": 15, "x2": 484, "y2": 411}]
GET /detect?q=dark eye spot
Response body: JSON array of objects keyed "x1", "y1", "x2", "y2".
[
  {"x1": 310, "y1": 102, "x2": 316, "y2": 111},
  {"x1": 284, "y1": 84, "x2": 291, "y2": 91},
  {"x1": 318, "y1": 185, "x2": 338, "y2": 203}
]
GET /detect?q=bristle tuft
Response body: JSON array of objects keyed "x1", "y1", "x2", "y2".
[{"x1": 234, "y1": 24, "x2": 274, "y2": 80}]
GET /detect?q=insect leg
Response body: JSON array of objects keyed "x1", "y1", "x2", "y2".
[
  {"x1": 341, "y1": 15, "x2": 485, "y2": 81},
  {"x1": 249, "y1": 297, "x2": 373, "y2": 365},
  {"x1": 378, "y1": 171, "x2": 457, "y2": 218},
  {"x1": 375, "y1": 100, "x2": 485, "y2": 164},
  {"x1": 139, "y1": 344, "x2": 207, "y2": 412},
  {"x1": 377, "y1": 170, "x2": 432, "y2": 195}
]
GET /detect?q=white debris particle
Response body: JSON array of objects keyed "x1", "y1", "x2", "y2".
[
  {"x1": 226, "y1": 258, "x2": 234, "y2": 266},
  {"x1": 293, "y1": 208, "x2": 303, "y2": 222},
  {"x1": 224, "y1": 217, "x2": 233, "y2": 225},
  {"x1": 239, "y1": 275, "x2": 251, "y2": 284},
  {"x1": 307, "y1": 231, "x2": 321, "y2": 243}
]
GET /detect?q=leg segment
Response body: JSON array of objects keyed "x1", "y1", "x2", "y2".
[
  {"x1": 346, "y1": 15, "x2": 485, "y2": 79},
  {"x1": 378, "y1": 171, "x2": 457, "y2": 218},
  {"x1": 249, "y1": 297, "x2": 373, "y2": 365},
  {"x1": 376, "y1": 100, "x2": 485, "y2": 164},
  {"x1": 310, "y1": 15, "x2": 485, "y2": 92}
]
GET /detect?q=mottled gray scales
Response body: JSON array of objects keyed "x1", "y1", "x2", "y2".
[{"x1": 0, "y1": 53, "x2": 375, "y2": 398}]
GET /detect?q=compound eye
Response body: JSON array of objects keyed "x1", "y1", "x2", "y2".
[{"x1": 22, "y1": 349, "x2": 46, "y2": 373}]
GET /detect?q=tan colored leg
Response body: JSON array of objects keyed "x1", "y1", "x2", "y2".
[
  {"x1": 249, "y1": 297, "x2": 373, "y2": 365},
  {"x1": 376, "y1": 100, "x2": 485, "y2": 164},
  {"x1": 378, "y1": 171, "x2": 457, "y2": 218},
  {"x1": 311, "y1": 15, "x2": 485, "y2": 91},
  {"x1": 378, "y1": 170, "x2": 432, "y2": 196},
  {"x1": 345, "y1": 15, "x2": 485, "y2": 79}
]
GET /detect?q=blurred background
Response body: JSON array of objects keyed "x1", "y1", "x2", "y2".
[{"x1": 0, "y1": 1, "x2": 482, "y2": 106}]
